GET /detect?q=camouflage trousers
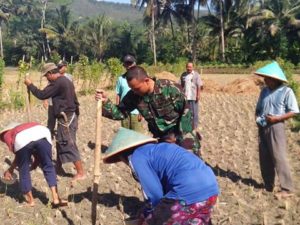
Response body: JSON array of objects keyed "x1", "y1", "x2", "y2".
[
  {"x1": 159, "y1": 130, "x2": 202, "y2": 155},
  {"x1": 121, "y1": 114, "x2": 144, "y2": 133}
]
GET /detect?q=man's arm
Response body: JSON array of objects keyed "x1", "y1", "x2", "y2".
[
  {"x1": 116, "y1": 95, "x2": 120, "y2": 105},
  {"x1": 131, "y1": 155, "x2": 164, "y2": 208},
  {"x1": 169, "y1": 84, "x2": 193, "y2": 132},
  {"x1": 195, "y1": 72, "x2": 203, "y2": 102},
  {"x1": 266, "y1": 112, "x2": 296, "y2": 124},
  {"x1": 169, "y1": 84, "x2": 201, "y2": 152},
  {"x1": 3, "y1": 155, "x2": 17, "y2": 180},
  {"x1": 103, "y1": 91, "x2": 138, "y2": 120},
  {"x1": 26, "y1": 82, "x2": 60, "y2": 100}
]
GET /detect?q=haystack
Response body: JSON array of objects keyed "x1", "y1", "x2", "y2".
[
  {"x1": 222, "y1": 76, "x2": 264, "y2": 94},
  {"x1": 154, "y1": 71, "x2": 178, "y2": 82}
]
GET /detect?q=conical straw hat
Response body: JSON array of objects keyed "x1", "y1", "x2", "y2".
[
  {"x1": 0, "y1": 122, "x2": 21, "y2": 136},
  {"x1": 254, "y1": 61, "x2": 288, "y2": 83},
  {"x1": 103, "y1": 127, "x2": 157, "y2": 164}
]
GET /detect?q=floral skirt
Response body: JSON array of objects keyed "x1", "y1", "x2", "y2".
[{"x1": 144, "y1": 195, "x2": 218, "y2": 225}]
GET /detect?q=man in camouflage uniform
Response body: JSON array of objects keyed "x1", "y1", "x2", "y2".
[{"x1": 96, "y1": 66, "x2": 201, "y2": 154}]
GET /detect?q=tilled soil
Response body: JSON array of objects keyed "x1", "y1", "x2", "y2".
[{"x1": 0, "y1": 74, "x2": 299, "y2": 225}]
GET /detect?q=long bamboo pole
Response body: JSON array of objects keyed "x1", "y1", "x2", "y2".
[
  {"x1": 92, "y1": 98, "x2": 102, "y2": 225},
  {"x1": 25, "y1": 73, "x2": 32, "y2": 122}
]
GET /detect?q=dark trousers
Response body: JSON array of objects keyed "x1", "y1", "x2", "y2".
[
  {"x1": 258, "y1": 122, "x2": 293, "y2": 191},
  {"x1": 47, "y1": 105, "x2": 56, "y2": 136},
  {"x1": 56, "y1": 113, "x2": 81, "y2": 164},
  {"x1": 188, "y1": 100, "x2": 199, "y2": 129},
  {"x1": 16, "y1": 138, "x2": 57, "y2": 194}
]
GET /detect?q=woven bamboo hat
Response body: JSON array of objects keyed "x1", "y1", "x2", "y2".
[
  {"x1": 103, "y1": 127, "x2": 157, "y2": 164},
  {"x1": 254, "y1": 61, "x2": 288, "y2": 83},
  {"x1": 0, "y1": 122, "x2": 21, "y2": 136}
]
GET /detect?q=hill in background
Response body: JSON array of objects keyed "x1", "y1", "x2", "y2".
[{"x1": 69, "y1": 0, "x2": 143, "y2": 22}]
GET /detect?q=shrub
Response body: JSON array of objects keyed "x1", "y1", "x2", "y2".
[
  {"x1": 17, "y1": 60, "x2": 30, "y2": 90},
  {"x1": 10, "y1": 90, "x2": 25, "y2": 109},
  {"x1": 50, "y1": 51, "x2": 61, "y2": 64},
  {"x1": 106, "y1": 58, "x2": 124, "y2": 89}
]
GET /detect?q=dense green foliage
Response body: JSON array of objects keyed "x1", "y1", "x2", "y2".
[{"x1": 0, "y1": 0, "x2": 299, "y2": 66}]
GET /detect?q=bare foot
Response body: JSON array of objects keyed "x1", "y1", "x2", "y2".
[
  {"x1": 51, "y1": 199, "x2": 68, "y2": 209},
  {"x1": 23, "y1": 195, "x2": 35, "y2": 207},
  {"x1": 72, "y1": 174, "x2": 86, "y2": 182},
  {"x1": 275, "y1": 190, "x2": 294, "y2": 199},
  {"x1": 70, "y1": 174, "x2": 86, "y2": 187}
]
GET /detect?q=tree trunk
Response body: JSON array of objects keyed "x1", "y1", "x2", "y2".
[
  {"x1": 41, "y1": 0, "x2": 50, "y2": 60},
  {"x1": 219, "y1": 0, "x2": 225, "y2": 62},
  {"x1": 191, "y1": 5, "x2": 197, "y2": 63},
  {"x1": 151, "y1": 0, "x2": 157, "y2": 66},
  {"x1": 0, "y1": 25, "x2": 3, "y2": 58}
]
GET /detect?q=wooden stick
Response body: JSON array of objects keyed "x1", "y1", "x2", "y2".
[
  {"x1": 92, "y1": 98, "x2": 102, "y2": 225},
  {"x1": 25, "y1": 73, "x2": 31, "y2": 122}
]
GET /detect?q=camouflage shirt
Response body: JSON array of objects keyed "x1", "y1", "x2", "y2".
[{"x1": 103, "y1": 79, "x2": 201, "y2": 153}]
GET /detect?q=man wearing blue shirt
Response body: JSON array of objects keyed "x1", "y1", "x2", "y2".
[
  {"x1": 103, "y1": 128, "x2": 219, "y2": 225},
  {"x1": 115, "y1": 55, "x2": 143, "y2": 132},
  {"x1": 255, "y1": 61, "x2": 299, "y2": 198}
]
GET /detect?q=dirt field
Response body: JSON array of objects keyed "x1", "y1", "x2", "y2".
[{"x1": 0, "y1": 68, "x2": 299, "y2": 225}]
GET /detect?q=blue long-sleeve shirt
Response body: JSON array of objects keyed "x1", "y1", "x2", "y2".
[{"x1": 129, "y1": 143, "x2": 219, "y2": 208}]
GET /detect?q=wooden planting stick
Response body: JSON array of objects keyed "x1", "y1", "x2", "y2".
[{"x1": 92, "y1": 98, "x2": 102, "y2": 225}]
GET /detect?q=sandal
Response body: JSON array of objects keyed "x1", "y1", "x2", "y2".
[{"x1": 51, "y1": 199, "x2": 68, "y2": 209}]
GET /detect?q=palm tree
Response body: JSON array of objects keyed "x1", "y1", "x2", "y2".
[
  {"x1": 246, "y1": 0, "x2": 300, "y2": 60},
  {"x1": 82, "y1": 15, "x2": 112, "y2": 61},
  {"x1": 39, "y1": 5, "x2": 78, "y2": 59},
  {"x1": 136, "y1": 0, "x2": 171, "y2": 65},
  {"x1": 201, "y1": 0, "x2": 249, "y2": 61}
]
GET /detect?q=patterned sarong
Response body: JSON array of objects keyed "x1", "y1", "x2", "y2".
[{"x1": 144, "y1": 195, "x2": 217, "y2": 225}]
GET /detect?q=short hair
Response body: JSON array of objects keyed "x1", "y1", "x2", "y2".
[{"x1": 126, "y1": 66, "x2": 149, "y2": 82}]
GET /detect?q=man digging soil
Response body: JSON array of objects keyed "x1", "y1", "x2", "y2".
[{"x1": 24, "y1": 63, "x2": 85, "y2": 183}]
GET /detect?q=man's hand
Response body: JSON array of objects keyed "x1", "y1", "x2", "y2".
[
  {"x1": 266, "y1": 115, "x2": 281, "y2": 124},
  {"x1": 43, "y1": 100, "x2": 49, "y2": 109},
  {"x1": 3, "y1": 169, "x2": 13, "y2": 181},
  {"x1": 30, "y1": 155, "x2": 40, "y2": 171},
  {"x1": 24, "y1": 77, "x2": 32, "y2": 86},
  {"x1": 95, "y1": 90, "x2": 108, "y2": 103},
  {"x1": 138, "y1": 114, "x2": 143, "y2": 122}
]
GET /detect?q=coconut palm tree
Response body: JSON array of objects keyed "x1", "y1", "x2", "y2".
[
  {"x1": 201, "y1": 0, "x2": 250, "y2": 61},
  {"x1": 82, "y1": 15, "x2": 112, "y2": 61},
  {"x1": 39, "y1": 5, "x2": 79, "y2": 59},
  {"x1": 245, "y1": 0, "x2": 300, "y2": 61}
]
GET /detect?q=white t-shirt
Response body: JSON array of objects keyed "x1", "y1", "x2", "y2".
[
  {"x1": 14, "y1": 125, "x2": 52, "y2": 152},
  {"x1": 182, "y1": 71, "x2": 203, "y2": 101}
]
